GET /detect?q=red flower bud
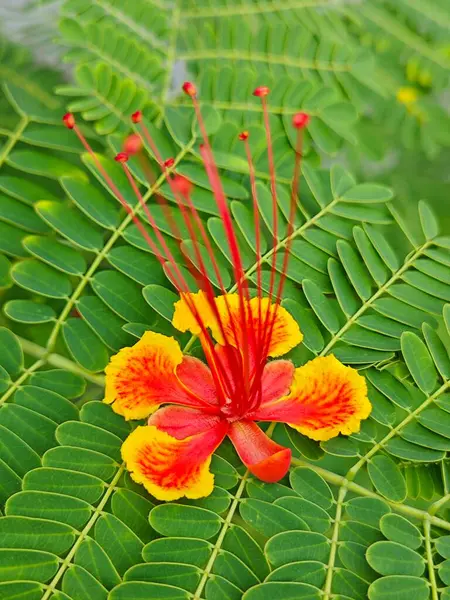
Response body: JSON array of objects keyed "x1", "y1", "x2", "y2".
[
  {"x1": 238, "y1": 131, "x2": 249, "y2": 141},
  {"x1": 63, "y1": 113, "x2": 75, "y2": 129},
  {"x1": 115, "y1": 152, "x2": 129, "y2": 163},
  {"x1": 163, "y1": 158, "x2": 175, "y2": 168},
  {"x1": 292, "y1": 112, "x2": 310, "y2": 129},
  {"x1": 253, "y1": 86, "x2": 270, "y2": 97},
  {"x1": 182, "y1": 82, "x2": 197, "y2": 97},
  {"x1": 131, "y1": 110, "x2": 143, "y2": 123}
]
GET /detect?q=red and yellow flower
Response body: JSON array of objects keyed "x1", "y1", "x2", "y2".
[
  {"x1": 65, "y1": 81, "x2": 372, "y2": 501},
  {"x1": 104, "y1": 291, "x2": 370, "y2": 501}
]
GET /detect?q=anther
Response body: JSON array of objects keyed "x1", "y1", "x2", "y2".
[
  {"x1": 182, "y1": 82, "x2": 197, "y2": 97},
  {"x1": 131, "y1": 110, "x2": 143, "y2": 123},
  {"x1": 238, "y1": 131, "x2": 249, "y2": 141},
  {"x1": 62, "y1": 113, "x2": 75, "y2": 129},
  {"x1": 114, "y1": 152, "x2": 129, "y2": 163},
  {"x1": 253, "y1": 86, "x2": 270, "y2": 97},
  {"x1": 292, "y1": 112, "x2": 310, "y2": 129},
  {"x1": 123, "y1": 134, "x2": 142, "y2": 155},
  {"x1": 172, "y1": 175, "x2": 193, "y2": 196}
]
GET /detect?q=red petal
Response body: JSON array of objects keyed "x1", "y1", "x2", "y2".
[
  {"x1": 228, "y1": 421, "x2": 291, "y2": 483},
  {"x1": 149, "y1": 406, "x2": 226, "y2": 440},
  {"x1": 254, "y1": 359, "x2": 294, "y2": 409},
  {"x1": 177, "y1": 356, "x2": 219, "y2": 406}
]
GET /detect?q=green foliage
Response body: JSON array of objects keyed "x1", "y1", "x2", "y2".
[{"x1": 0, "y1": 1, "x2": 449, "y2": 598}]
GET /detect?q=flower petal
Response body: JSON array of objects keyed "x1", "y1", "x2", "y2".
[
  {"x1": 149, "y1": 405, "x2": 224, "y2": 439},
  {"x1": 260, "y1": 359, "x2": 295, "y2": 405},
  {"x1": 172, "y1": 291, "x2": 214, "y2": 335},
  {"x1": 122, "y1": 421, "x2": 228, "y2": 501},
  {"x1": 176, "y1": 356, "x2": 218, "y2": 406},
  {"x1": 228, "y1": 421, "x2": 291, "y2": 483},
  {"x1": 172, "y1": 292, "x2": 302, "y2": 359},
  {"x1": 251, "y1": 355, "x2": 372, "y2": 441},
  {"x1": 214, "y1": 295, "x2": 302, "y2": 358},
  {"x1": 104, "y1": 331, "x2": 214, "y2": 420}
]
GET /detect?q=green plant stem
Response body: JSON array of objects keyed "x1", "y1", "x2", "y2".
[
  {"x1": 17, "y1": 336, "x2": 105, "y2": 386},
  {"x1": 0, "y1": 116, "x2": 28, "y2": 168},
  {"x1": 0, "y1": 357, "x2": 45, "y2": 406},
  {"x1": 41, "y1": 464, "x2": 125, "y2": 600},
  {"x1": 347, "y1": 378, "x2": 450, "y2": 480},
  {"x1": 291, "y1": 457, "x2": 450, "y2": 531},
  {"x1": 193, "y1": 423, "x2": 275, "y2": 599},
  {"x1": 183, "y1": 0, "x2": 331, "y2": 18},
  {"x1": 321, "y1": 240, "x2": 431, "y2": 356},
  {"x1": 323, "y1": 485, "x2": 347, "y2": 600},
  {"x1": 424, "y1": 518, "x2": 439, "y2": 600}
]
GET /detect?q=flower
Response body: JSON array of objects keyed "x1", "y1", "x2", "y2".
[
  {"x1": 105, "y1": 292, "x2": 370, "y2": 501},
  {"x1": 64, "y1": 82, "x2": 371, "y2": 501}
]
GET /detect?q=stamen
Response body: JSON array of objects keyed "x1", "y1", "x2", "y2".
[
  {"x1": 131, "y1": 110, "x2": 143, "y2": 123},
  {"x1": 292, "y1": 112, "x2": 310, "y2": 129},
  {"x1": 253, "y1": 86, "x2": 270, "y2": 97},
  {"x1": 239, "y1": 131, "x2": 263, "y2": 353},
  {"x1": 62, "y1": 113, "x2": 75, "y2": 129},
  {"x1": 182, "y1": 81, "x2": 197, "y2": 97},
  {"x1": 253, "y1": 86, "x2": 281, "y2": 376},
  {"x1": 123, "y1": 133, "x2": 143, "y2": 155}
]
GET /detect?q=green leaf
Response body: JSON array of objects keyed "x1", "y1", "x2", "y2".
[
  {"x1": 379, "y1": 514, "x2": 422, "y2": 550},
  {"x1": 63, "y1": 318, "x2": 110, "y2": 372},
  {"x1": 0, "y1": 516, "x2": 75, "y2": 554},
  {"x1": 143, "y1": 285, "x2": 178, "y2": 322},
  {"x1": 265, "y1": 531, "x2": 330, "y2": 567},
  {"x1": 341, "y1": 184, "x2": 393, "y2": 203},
  {"x1": 0, "y1": 328, "x2": 23, "y2": 375},
  {"x1": 418, "y1": 200, "x2": 439, "y2": 239},
  {"x1": 303, "y1": 279, "x2": 339, "y2": 333},
  {"x1": 23, "y1": 235, "x2": 87, "y2": 275},
  {"x1": 56, "y1": 421, "x2": 122, "y2": 461},
  {"x1": 240, "y1": 499, "x2": 309, "y2": 537},
  {"x1": 345, "y1": 498, "x2": 390, "y2": 528},
  {"x1": 108, "y1": 581, "x2": 190, "y2": 600},
  {"x1": 36, "y1": 201, "x2": 104, "y2": 250},
  {"x1": 0, "y1": 548, "x2": 59, "y2": 583},
  {"x1": 368, "y1": 575, "x2": 428, "y2": 599},
  {"x1": 401, "y1": 331, "x2": 438, "y2": 393},
  {"x1": 6, "y1": 491, "x2": 91, "y2": 529},
  {"x1": 77, "y1": 296, "x2": 135, "y2": 351},
  {"x1": 91, "y1": 271, "x2": 153, "y2": 323},
  {"x1": 243, "y1": 582, "x2": 321, "y2": 599},
  {"x1": 290, "y1": 468, "x2": 333, "y2": 510},
  {"x1": 149, "y1": 505, "x2": 221, "y2": 540},
  {"x1": 368, "y1": 455, "x2": 407, "y2": 502},
  {"x1": 61, "y1": 176, "x2": 120, "y2": 229},
  {"x1": 11, "y1": 259, "x2": 72, "y2": 298},
  {"x1": 142, "y1": 538, "x2": 211, "y2": 567},
  {"x1": 4, "y1": 300, "x2": 56, "y2": 324},
  {"x1": 28, "y1": 370, "x2": 86, "y2": 399},
  {"x1": 95, "y1": 513, "x2": 144, "y2": 575}
]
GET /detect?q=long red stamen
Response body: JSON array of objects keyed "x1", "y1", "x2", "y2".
[
  {"x1": 135, "y1": 116, "x2": 245, "y2": 404},
  {"x1": 240, "y1": 132, "x2": 264, "y2": 375}
]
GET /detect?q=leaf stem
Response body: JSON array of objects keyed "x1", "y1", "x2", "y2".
[
  {"x1": 41, "y1": 464, "x2": 125, "y2": 600},
  {"x1": 321, "y1": 240, "x2": 432, "y2": 356},
  {"x1": 323, "y1": 485, "x2": 347, "y2": 600},
  {"x1": 424, "y1": 518, "x2": 439, "y2": 600},
  {"x1": 17, "y1": 336, "x2": 105, "y2": 386},
  {"x1": 291, "y1": 457, "x2": 450, "y2": 530}
]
